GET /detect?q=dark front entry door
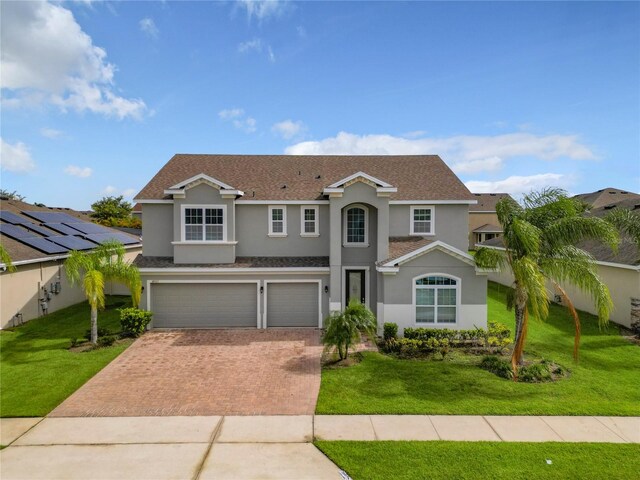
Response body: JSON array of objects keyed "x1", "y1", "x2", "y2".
[{"x1": 345, "y1": 269, "x2": 366, "y2": 304}]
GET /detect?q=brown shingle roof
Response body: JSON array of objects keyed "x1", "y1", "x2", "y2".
[
  {"x1": 135, "y1": 154, "x2": 474, "y2": 201},
  {"x1": 377, "y1": 237, "x2": 434, "y2": 266},
  {"x1": 574, "y1": 188, "x2": 640, "y2": 210},
  {"x1": 473, "y1": 223, "x2": 503, "y2": 233},
  {"x1": 469, "y1": 193, "x2": 513, "y2": 212},
  {"x1": 0, "y1": 199, "x2": 140, "y2": 263},
  {"x1": 133, "y1": 255, "x2": 329, "y2": 269}
]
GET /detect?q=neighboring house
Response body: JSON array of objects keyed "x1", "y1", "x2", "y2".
[
  {"x1": 482, "y1": 188, "x2": 640, "y2": 328},
  {"x1": 132, "y1": 203, "x2": 142, "y2": 221},
  {"x1": 468, "y1": 193, "x2": 512, "y2": 250},
  {"x1": 0, "y1": 199, "x2": 142, "y2": 329},
  {"x1": 133, "y1": 154, "x2": 489, "y2": 333}
]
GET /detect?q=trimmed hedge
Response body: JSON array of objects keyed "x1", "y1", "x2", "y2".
[{"x1": 119, "y1": 308, "x2": 153, "y2": 337}]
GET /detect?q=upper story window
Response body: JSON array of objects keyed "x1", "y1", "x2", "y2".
[
  {"x1": 300, "y1": 206, "x2": 319, "y2": 237},
  {"x1": 183, "y1": 205, "x2": 225, "y2": 242},
  {"x1": 410, "y1": 206, "x2": 435, "y2": 235},
  {"x1": 414, "y1": 275, "x2": 458, "y2": 324},
  {"x1": 268, "y1": 206, "x2": 287, "y2": 237},
  {"x1": 344, "y1": 204, "x2": 368, "y2": 247}
]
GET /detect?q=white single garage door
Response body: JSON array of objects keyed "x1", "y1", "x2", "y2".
[
  {"x1": 151, "y1": 283, "x2": 258, "y2": 328},
  {"x1": 266, "y1": 282, "x2": 319, "y2": 327}
]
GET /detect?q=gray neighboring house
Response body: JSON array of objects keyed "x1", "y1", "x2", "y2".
[{"x1": 134, "y1": 154, "x2": 489, "y2": 333}]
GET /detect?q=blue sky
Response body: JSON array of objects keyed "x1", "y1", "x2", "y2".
[{"x1": 1, "y1": 0, "x2": 639, "y2": 210}]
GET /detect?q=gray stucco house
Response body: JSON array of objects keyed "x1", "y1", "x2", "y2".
[{"x1": 134, "y1": 154, "x2": 489, "y2": 332}]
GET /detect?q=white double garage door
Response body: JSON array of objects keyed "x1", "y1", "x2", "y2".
[{"x1": 149, "y1": 281, "x2": 322, "y2": 328}]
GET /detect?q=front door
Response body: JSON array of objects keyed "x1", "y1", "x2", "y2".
[{"x1": 345, "y1": 269, "x2": 366, "y2": 305}]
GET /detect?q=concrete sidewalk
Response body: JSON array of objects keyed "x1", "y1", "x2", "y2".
[{"x1": 1, "y1": 415, "x2": 638, "y2": 479}]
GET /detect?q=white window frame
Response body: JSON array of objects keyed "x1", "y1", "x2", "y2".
[
  {"x1": 412, "y1": 273, "x2": 460, "y2": 325},
  {"x1": 300, "y1": 206, "x2": 319, "y2": 237},
  {"x1": 410, "y1": 205, "x2": 435, "y2": 236},
  {"x1": 343, "y1": 204, "x2": 369, "y2": 247},
  {"x1": 180, "y1": 204, "x2": 227, "y2": 243},
  {"x1": 268, "y1": 205, "x2": 287, "y2": 237}
]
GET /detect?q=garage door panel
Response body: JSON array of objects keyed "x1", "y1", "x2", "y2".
[
  {"x1": 267, "y1": 283, "x2": 319, "y2": 327},
  {"x1": 152, "y1": 283, "x2": 257, "y2": 328}
]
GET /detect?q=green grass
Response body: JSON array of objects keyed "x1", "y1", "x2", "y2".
[
  {"x1": 1, "y1": 296, "x2": 133, "y2": 417},
  {"x1": 315, "y1": 441, "x2": 640, "y2": 480},
  {"x1": 317, "y1": 282, "x2": 640, "y2": 415}
]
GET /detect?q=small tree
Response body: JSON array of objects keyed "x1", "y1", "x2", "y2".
[
  {"x1": 0, "y1": 243, "x2": 16, "y2": 272},
  {"x1": 323, "y1": 300, "x2": 377, "y2": 360},
  {"x1": 65, "y1": 241, "x2": 141, "y2": 344},
  {"x1": 91, "y1": 196, "x2": 133, "y2": 223},
  {"x1": 0, "y1": 189, "x2": 25, "y2": 201}
]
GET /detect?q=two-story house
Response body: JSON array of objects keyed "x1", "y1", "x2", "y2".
[{"x1": 133, "y1": 154, "x2": 489, "y2": 333}]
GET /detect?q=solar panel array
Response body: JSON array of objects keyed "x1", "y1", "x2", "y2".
[{"x1": 0, "y1": 210, "x2": 140, "y2": 255}]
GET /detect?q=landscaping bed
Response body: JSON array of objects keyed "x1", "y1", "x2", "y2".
[
  {"x1": 316, "y1": 282, "x2": 640, "y2": 415},
  {"x1": 0, "y1": 296, "x2": 134, "y2": 417},
  {"x1": 315, "y1": 441, "x2": 640, "y2": 480}
]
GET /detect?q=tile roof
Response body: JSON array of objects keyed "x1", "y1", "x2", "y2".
[
  {"x1": 469, "y1": 193, "x2": 513, "y2": 212},
  {"x1": 377, "y1": 236, "x2": 434, "y2": 266},
  {"x1": 133, "y1": 255, "x2": 330, "y2": 269},
  {"x1": 135, "y1": 154, "x2": 475, "y2": 201},
  {"x1": 0, "y1": 199, "x2": 140, "y2": 263},
  {"x1": 472, "y1": 223, "x2": 503, "y2": 233}
]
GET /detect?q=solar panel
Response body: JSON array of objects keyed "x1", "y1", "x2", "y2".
[
  {"x1": 21, "y1": 223, "x2": 56, "y2": 237},
  {"x1": 44, "y1": 223, "x2": 83, "y2": 235},
  {"x1": 84, "y1": 232, "x2": 139, "y2": 245},
  {"x1": 47, "y1": 235, "x2": 96, "y2": 250},
  {"x1": 17, "y1": 237, "x2": 68, "y2": 254},
  {"x1": 0, "y1": 223, "x2": 37, "y2": 239},
  {"x1": 22, "y1": 211, "x2": 81, "y2": 224},
  {"x1": 0, "y1": 211, "x2": 27, "y2": 225},
  {"x1": 63, "y1": 222, "x2": 111, "y2": 234}
]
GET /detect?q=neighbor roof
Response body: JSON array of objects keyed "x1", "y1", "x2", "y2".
[
  {"x1": 0, "y1": 199, "x2": 140, "y2": 264},
  {"x1": 135, "y1": 154, "x2": 475, "y2": 201},
  {"x1": 574, "y1": 188, "x2": 640, "y2": 210},
  {"x1": 472, "y1": 223, "x2": 503, "y2": 233},
  {"x1": 469, "y1": 193, "x2": 512, "y2": 212}
]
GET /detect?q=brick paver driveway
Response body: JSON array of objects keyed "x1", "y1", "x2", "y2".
[{"x1": 50, "y1": 329, "x2": 323, "y2": 417}]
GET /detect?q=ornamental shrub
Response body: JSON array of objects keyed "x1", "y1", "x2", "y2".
[
  {"x1": 480, "y1": 355, "x2": 513, "y2": 379},
  {"x1": 119, "y1": 307, "x2": 153, "y2": 337},
  {"x1": 383, "y1": 322, "x2": 398, "y2": 341},
  {"x1": 97, "y1": 335, "x2": 117, "y2": 348},
  {"x1": 84, "y1": 326, "x2": 112, "y2": 341}
]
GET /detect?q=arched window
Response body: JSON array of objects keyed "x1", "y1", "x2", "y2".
[
  {"x1": 343, "y1": 205, "x2": 368, "y2": 246},
  {"x1": 414, "y1": 275, "x2": 459, "y2": 324}
]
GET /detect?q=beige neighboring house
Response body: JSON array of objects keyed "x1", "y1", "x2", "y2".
[
  {"x1": 482, "y1": 187, "x2": 640, "y2": 328},
  {"x1": 0, "y1": 199, "x2": 142, "y2": 329},
  {"x1": 468, "y1": 193, "x2": 513, "y2": 250}
]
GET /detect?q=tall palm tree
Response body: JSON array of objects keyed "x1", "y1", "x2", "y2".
[
  {"x1": 65, "y1": 240, "x2": 141, "y2": 344},
  {"x1": 475, "y1": 188, "x2": 619, "y2": 378}
]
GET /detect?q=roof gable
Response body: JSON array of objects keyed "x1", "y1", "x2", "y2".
[{"x1": 164, "y1": 173, "x2": 244, "y2": 198}]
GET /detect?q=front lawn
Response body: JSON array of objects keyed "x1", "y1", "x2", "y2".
[
  {"x1": 316, "y1": 282, "x2": 640, "y2": 415},
  {"x1": 315, "y1": 441, "x2": 640, "y2": 480},
  {"x1": 1, "y1": 296, "x2": 133, "y2": 417}
]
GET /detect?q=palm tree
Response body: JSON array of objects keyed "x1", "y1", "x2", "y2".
[
  {"x1": 65, "y1": 240, "x2": 141, "y2": 344},
  {"x1": 0, "y1": 243, "x2": 16, "y2": 272},
  {"x1": 323, "y1": 300, "x2": 377, "y2": 360},
  {"x1": 475, "y1": 188, "x2": 618, "y2": 378}
]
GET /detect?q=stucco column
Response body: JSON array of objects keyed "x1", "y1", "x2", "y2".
[
  {"x1": 377, "y1": 200, "x2": 390, "y2": 262},
  {"x1": 329, "y1": 200, "x2": 342, "y2": 311}
]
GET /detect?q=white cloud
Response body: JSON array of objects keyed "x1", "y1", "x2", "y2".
[
  {"x1": 238, "y1": 38, "x2": 262, "y2": 53},
  {"x1": 122, "y1": 188, "x2": 137, "y2": 197},
  {"x1": 465, "y1": 173, "x2": 569, "y2": 196},
  {"x1": 238, "y1": 0, "x2": 289, "y2": 22},
  {"x1": 0, "y1": 138, "x2": 36, "y2": 173},
  {"x1": 1, "y1": 1, "x2": 146, "y2": 119},
  {"x1": 40, "y1": 127, "x2": 63, "y2": 139},
  {"x1": 285, "y1": 131, "x2": 596, "y2": 174},
  {"x1": 102, "y1": 185, "x2": 137, "y2": 197},
  {"x1": 233, "y1": 117, "x2": 257, "y2": 133},
  {"x1": 272, "y1": 119, "x2": 305, "y2": 139},
  {"x1": 218, "y1": 108, "x2": 245, "y2": 120},
  {"x1": 64, "y1": 165, "x2": 92, "y2": 177},
  {"x1": 139, "y1": 18, "x2": 159, "y2": 39},
  {"x1": 402, "y1": 130, "x2": 426, "y2": 139},
  {"x1": 103, "y1": 185, "x2": 117, "y2": 194},
  {"x1": 219, "y1": 108, "x2": 256, "y2": 133},
  {"x1": 267, "y1": 46, "x2": 275, "y2": 63}
]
